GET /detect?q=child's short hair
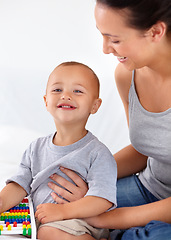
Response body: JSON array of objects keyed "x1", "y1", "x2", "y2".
[{"x1": 57, "y1": 61, "x2": 100, "y2": 96}]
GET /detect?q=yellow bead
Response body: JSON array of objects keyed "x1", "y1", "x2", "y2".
[
  {"x1": 7, "y1": 225, "x2": 11, "y2": 230},
  {"x1": 22, "y1": 225, "x2": 26, "y2": 229},
  {"x1": 27, "y1": 224, "x2": 31, "y2": 229}
]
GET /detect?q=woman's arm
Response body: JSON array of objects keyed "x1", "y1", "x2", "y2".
[
  {"x1": 115, "y1": 144, "x2": 147, "y2": 179},
  {"x1": 86, "y1": 196, "x2": 171, "y2": 229}
]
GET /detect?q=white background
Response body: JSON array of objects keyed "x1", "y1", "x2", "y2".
[{"x1": 0, "y1": 0, "x2": 129, "y2": 190}]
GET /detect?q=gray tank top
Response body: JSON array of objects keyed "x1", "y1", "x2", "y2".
[{"x1": 129, "y1": 70, "x2": 171, "y2": 200}]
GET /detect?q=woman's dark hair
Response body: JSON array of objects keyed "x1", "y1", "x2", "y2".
[{"x1": 96, "y1": 0, "x2": 171, "y2": 34}]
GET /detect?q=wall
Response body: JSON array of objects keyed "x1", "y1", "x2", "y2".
[{"x1": 0, "y1": 0, "x2": 130, "y2": 188}]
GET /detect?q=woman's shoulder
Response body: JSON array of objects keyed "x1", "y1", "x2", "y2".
[{"x1": 114, "y1": 63, "x2": 133, "y2": 103}]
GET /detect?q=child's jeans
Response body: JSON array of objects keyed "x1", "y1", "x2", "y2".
[{"x1": 110, "y1": 175, "x2": 171, "y2": 240}]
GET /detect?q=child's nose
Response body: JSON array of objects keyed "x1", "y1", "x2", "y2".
[{"x1": 61, "y1": 92, "x2": 71, "y2": 100}]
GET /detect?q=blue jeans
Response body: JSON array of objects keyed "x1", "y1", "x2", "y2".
[{"x1": 110, "y1": 175, "x2": 171, "y2": 240}]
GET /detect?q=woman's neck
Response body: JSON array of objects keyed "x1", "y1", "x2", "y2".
[{"x1": 147, "y1": 38, "x2": 171, "y2": 80}]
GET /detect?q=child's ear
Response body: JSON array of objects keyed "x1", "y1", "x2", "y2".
[
  {"x1": 43, "y1": 95, "x2": 48, "y2": 107},
  {"x1": 91, "y1": 98, "x2": 102, "y2": 114}
]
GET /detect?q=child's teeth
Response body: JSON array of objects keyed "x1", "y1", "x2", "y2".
[{"x1": 63, "y1": 106, "x2": 71, "y2": 108}]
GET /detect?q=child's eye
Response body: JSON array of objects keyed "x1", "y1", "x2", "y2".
[
  {"x1": 53, "y1": 89, "x2": 62, "y2": 92},
  {"x1": 74, "y1": 90, "x2": 83, "y2": 93}
]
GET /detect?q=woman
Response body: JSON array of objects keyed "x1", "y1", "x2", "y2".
[{"x1": 48, "y1": 0, "x2": 171, "y2": 239}]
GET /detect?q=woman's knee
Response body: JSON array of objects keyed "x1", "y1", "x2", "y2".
[{"x1": 122, "y1": 221, "x2": 171, "y2": 240}]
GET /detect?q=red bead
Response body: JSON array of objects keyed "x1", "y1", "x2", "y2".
[
  {"x1": 6, "y1": 222, "x2": 10, "y2": 227},
  {"x1": 13, "y1": 222, "x2": 17, "y2": 227}
]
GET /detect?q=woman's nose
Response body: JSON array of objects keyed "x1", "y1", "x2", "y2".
[{"x1": 103, "y1": 37, "x2": 115, "y2": 54}]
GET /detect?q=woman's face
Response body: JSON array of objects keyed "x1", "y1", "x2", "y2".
[{"x1": 94, "y1": 3, "x2": 154, "y2": 71}]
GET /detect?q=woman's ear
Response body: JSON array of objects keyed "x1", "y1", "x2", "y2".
[
  {"x1": 91, "y1": 98, "x2": 102, "y2": 114},
  {"x1": 149, "y1": 21, "x2": 167, "y2": 42}
]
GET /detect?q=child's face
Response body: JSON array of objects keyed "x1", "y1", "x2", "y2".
[{"x1": 44, "y1": 65, "x2": 102, "y2": 126}]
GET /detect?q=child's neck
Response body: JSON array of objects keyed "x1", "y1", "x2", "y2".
[{"x1": 53, "y1": 126, "x2": 88, "y2": 146}]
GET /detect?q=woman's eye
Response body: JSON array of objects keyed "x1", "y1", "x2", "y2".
[{"x1": 111, "y1": 40, "x2": 120, "y2": 44}]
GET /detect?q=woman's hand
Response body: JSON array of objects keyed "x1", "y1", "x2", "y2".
[{"x1": 48, "y1": 167, "x2": 88, "y2": 203}]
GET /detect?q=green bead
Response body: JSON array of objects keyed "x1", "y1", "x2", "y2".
[
  {"x1": 28, "y1": 228, "x2": 31, "y2": 236},
  {"x1": 23, "y1": 228, "x2": 27, "y2": 236}
]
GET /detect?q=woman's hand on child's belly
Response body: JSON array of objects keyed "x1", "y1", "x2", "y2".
[{"x1": 48, "y1": 167, "x2": 88, "y2": 202}]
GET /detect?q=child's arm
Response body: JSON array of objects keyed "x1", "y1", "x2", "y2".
[
  {"x1": 35, "y1": 195, "x2": 113, "y2": 224},
  {"x1": 0, "y1": 182, "x2": 27, "y2": 213}
]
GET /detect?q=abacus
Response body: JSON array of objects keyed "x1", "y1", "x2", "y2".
[{"x1": 0, "y1": 196, "x2": 36, "y2": 239}]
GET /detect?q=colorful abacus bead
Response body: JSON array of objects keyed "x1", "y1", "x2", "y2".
[
  {"x1": 28, "y1": 227, "x2": 31, "y2": 236},
  {"x1": 0, "y1": 198, "x2": 33, "y2": 237},
  {"x1": 13, "y1": 221, "x2": 17, "y2": 227},
  {"x1": 7, "y1": 224, "x2": 12, "y2": 230},
  {"x1": 23, "y1": 227, "x2": 27, "y2": 236}
]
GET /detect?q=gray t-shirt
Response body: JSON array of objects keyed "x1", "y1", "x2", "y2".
[
  {"x1": 129, "y1": 71, "x2": 171, "y2": 200},
  {"x1": 7, "y1": 131, "x2": 117, "y2": 211}
]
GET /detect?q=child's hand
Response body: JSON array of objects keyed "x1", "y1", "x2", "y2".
[{"x1": 35, "y1": 203, "x2": 65, "y2": 224}]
